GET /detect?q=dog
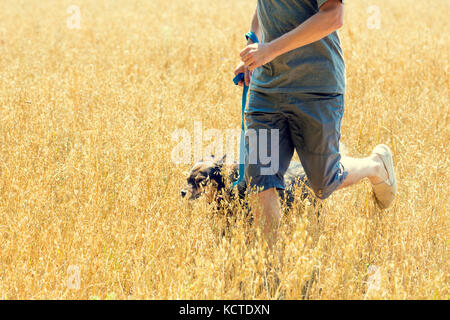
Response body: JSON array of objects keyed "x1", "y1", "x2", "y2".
[
  {"x1": 180, "y1": 154, "x2": 311, "y2": 208},
  {"x1": 180, "y1": 143, "x2": 348, "y2": 208}
]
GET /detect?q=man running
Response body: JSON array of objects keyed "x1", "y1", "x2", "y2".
[{"x1": 234, "y1": 0, "x2": 397, "y2": 246}]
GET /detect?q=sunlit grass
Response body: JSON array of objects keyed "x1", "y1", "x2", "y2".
[{"x1": 0, "y1": 0, "x2": 448, "y2": 299}]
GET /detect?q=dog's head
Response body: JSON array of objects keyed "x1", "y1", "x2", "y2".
[{"x1": 181, "y1": 155, "x2": 228, "y2": 201}]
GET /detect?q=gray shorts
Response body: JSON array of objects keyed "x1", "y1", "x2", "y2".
[{"x1": 244, "y1": 90, "x2": 348, "y2": 200}]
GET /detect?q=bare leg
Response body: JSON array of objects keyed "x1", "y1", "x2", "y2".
[
  {"x1": 250, "y1": 187, "x2": 281, "y2": 248},
  {"x1": 249, "y1": 154, "x2": 388, "y2": 247},
  {"x1": 338, "y1": 154, "x2": 388, "y2": 190}
]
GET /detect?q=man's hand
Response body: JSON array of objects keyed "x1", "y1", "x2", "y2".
[
  {"x1": 234, "y1": 61, "x2": 253, "y2": 87},
  {"x1": 240, "y1": 43, "x2": 277, "y2": 71}
]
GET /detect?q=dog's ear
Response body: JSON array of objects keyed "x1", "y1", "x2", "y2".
[{"x1": 215, "y1": 154, "x2": 226, "y2": 167}]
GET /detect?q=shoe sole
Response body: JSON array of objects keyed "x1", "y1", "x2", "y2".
[{"x1": 371, "y1": 144, "x2": 397, "y2": 209}]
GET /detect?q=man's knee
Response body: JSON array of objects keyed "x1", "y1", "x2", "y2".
[
  {"x1": 310, "y1": 184, "x2": 331, "y2": 200},
  {"x1": 256, "y1": 187, "x2": 278, "y2": 199},
  {"x1": 308, "y1": 168, "x2": 347, "y2": 200},
  {"x1": 255, "y1": 187, "x2": 281, "y2": 221},
  {"x1": 308, "y1": 171, "x2": 342, "y2": 200}
]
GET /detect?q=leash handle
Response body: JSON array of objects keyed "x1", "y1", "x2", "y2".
[
  {"x1": 232, "y1": 32, "x2": 259, "y2": 188},
  {"x1": 245, "y1": 31, "x2": 259, "y2": 44}
]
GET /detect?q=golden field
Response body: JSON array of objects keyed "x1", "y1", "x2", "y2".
[{"x1": 0, "y1": 0, "x2": 448, "y2": 299}]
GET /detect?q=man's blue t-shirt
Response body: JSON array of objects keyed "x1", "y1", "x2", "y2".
[{"x1": 251, "y1": 0, "x2": 346, "y2": 94}]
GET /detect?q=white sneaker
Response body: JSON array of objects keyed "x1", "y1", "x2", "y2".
[{"x1": 371, "y1": 144, "x2": 397, "y2": 209}]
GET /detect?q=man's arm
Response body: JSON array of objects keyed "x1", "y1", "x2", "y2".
[
  {"x1": 248, "y1": 9, "x2": 261, "y2": 45},
  {"x1": 241, "y1": 0, "x2": 344, "y2": 71}
]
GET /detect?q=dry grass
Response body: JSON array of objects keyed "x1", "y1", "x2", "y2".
[{"x1": 0, "y1": 0, "x2": 448, "y2": 299}]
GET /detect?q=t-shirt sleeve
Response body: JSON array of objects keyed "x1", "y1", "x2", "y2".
[{"x1": 317, "y1": 0, "x2": 344, "y2": 9}]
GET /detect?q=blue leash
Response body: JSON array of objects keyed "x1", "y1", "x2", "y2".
[{"x1": 232, "y1": 32, "x2": 259, "y2": 188}]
